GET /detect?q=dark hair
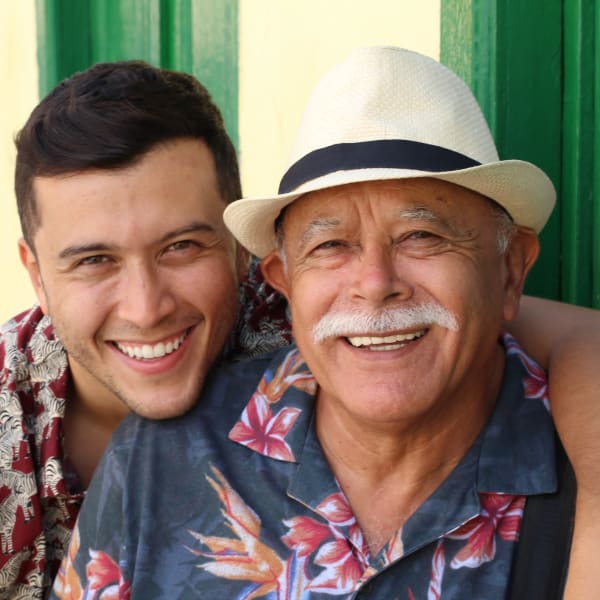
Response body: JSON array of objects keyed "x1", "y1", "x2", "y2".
[{"x1": 15, "y1": 60, "x2": 241, "y2": 248}]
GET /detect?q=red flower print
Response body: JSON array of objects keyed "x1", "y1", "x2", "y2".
[
  {"x1": 446, "y1": 493, "x2": 525, "y2": 569},
  {"x1": 282, "y1": 516, "x2": 333, "y2": 557},
  {"x1": 503, "y1": 332, "x2": 549, "y2": 409},
  {"x1": 189, "y1": 466, "x2": 371, "y2": 597},
  {"x1": 229, "y1": 395, "x2": 301, "y2": 461},
  {"x1": 315, "y1": 492, "x2": 356, "y2": 527},
  {"x1": 383, "y1": 529, "x2": 404, "y2": 563},
  {"x1": 53, "y1": 525, "x2": 131, "y2": 600},
  {"x1": 405, "y1": 540, "x2": 446, "y2": 600},
  {"x1": 282, "y1": 499, "x2": 366, "y2": 595},
  {"x1": 428, "y1": 540, "x2": 445, "y2": 600},
  {"x1": 86, "y1": 549, "x2": 131, "y2": 599},
  {"x1": 308, "y1": 537, "x2": 363, "y2": 593},
  {"x1": 229, "y1": 349, "x2": 316, "y2": 460}
]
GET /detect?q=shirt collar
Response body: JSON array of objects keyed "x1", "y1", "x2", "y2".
[{"x1": 476, "y1": 332, "x2": 556, "y2": 495}]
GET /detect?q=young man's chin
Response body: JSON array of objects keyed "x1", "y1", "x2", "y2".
[{"x1": 120, "y1": 384, "x2": 201, "y2": 420}]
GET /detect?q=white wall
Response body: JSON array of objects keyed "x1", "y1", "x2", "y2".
[{"x1": 0, "y1": 1, "x2": 39, "y2": 322}]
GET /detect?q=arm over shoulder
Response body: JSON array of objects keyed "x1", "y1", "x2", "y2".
[{"x1": 507, "y1": 295, "x2": 600, "y2": 599}]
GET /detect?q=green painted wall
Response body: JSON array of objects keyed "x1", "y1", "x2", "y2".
[
  {"x1": 35, "y1": 0, "x2": 239, "y2": 145},
  {"x1": 441, "y1": 0, "x2": 599, "y2": 308}
]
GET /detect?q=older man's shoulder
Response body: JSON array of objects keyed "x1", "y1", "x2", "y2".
[{"x1": 110, "y1": 346, "x2": 294, "y2": 451}]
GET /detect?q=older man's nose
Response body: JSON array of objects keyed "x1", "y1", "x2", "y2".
[{"x1": 349, "y1": 243, "x2": 413, "y2": 305}]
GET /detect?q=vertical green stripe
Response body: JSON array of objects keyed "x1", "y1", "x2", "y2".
[
  {"x1": 35, "y1": 0, "x2": 92, "y2": 96},
  {"x1": 189, "y1": 0, "x2": 239, "y2": 148},
  {"x1": 561, "y1": 1, "x2": 596, "y2": 306},
  {"x1": 593, "y1": 1, "x2": 600, "y2": 308},
  {"x1": 88, "y1": 0, "x2": 163, "y2": 64},
  {"x1": 441, "y1": 0, "x2": 562, "y2": 301},
  {"x1": 161, "y1": 0, "x2": 193, "y2": 70},
  {"x1": 494, "y1": 1, "x2": 562, "y2": 302},
  {"x1": 35, "y1": 0, "x2": 239, "y2": 147},
  {"x1": 470, "y1": 1, "x2": 497, "y2": 137}
]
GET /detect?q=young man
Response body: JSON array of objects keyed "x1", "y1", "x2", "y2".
[
  {"x1": 1, "y1": 60, "x2": 259, "y2": 597},
  {"x1": 53, "y1": 47, "x2": 600, "y2": 599}
]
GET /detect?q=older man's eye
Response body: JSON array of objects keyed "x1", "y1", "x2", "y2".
[
  {"x1": 314, "y1": 239, "x2": 346, "y2": 251},
  {"x1": 399, "y1": 230, "x2": 445, "y2": 245},
  {"x1": 408, "y1": 230, "x2": 437, "y2": 240}
]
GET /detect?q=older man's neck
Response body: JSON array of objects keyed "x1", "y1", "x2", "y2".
[{"x1": 314, "y1": 358, "x2": 503, "y2": 556}]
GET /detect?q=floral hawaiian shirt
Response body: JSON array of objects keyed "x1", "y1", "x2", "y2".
[
  {"x1": 52, "y1": 333, "x2": 557, "y2": 599},
  {"x1": 0, "y1": 262, "x2": 291, "y2": 599}
]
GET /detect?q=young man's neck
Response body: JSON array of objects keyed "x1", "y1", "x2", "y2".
[{"x1": 62, "y1": 358, "x2": 129, "y2": 488}]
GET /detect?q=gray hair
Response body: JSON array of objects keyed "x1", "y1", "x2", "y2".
[{"x1": 490, "y1": 201, "x2": 515, "y2": 254}]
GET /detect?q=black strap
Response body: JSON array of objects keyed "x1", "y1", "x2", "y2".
[{"x1": 507, "y1": 434, "x2": 576, "y2": 600}]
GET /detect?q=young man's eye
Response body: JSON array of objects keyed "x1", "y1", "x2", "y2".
[{"x1": 167, "y1": 240, "x2": 198, "y2": 252}]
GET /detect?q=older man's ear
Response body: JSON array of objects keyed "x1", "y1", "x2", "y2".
[
  {"x1": 261, "y1": 250, "x2": 291, "y2": 302},
  {"x1": 501, "y1": 227, "x2": 540, "y2": 323}
]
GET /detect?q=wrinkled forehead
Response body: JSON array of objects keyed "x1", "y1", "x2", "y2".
[{"x1": 278, "y1": 178, "x2": 503, "y2": 233}]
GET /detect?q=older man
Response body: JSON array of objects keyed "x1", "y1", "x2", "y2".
[{"x1": 53, "y1": 48, "x2": 593, "y2": 598}]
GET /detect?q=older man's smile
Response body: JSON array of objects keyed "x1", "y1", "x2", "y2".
[{"x1": 346, "y1": 329, "x2": 427, "y2": 349}]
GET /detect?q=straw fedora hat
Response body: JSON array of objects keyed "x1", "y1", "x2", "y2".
[{"x1": 224, "y1": 46, "x2": 556, "y2": 258}]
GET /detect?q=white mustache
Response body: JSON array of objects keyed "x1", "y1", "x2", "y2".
[{"x1": 312, "y1": 302, "x2": 459, "y2": 343}]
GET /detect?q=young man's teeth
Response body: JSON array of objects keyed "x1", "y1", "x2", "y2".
[
  {"x1": 347, "y1": 331, "x2": 425, "y2": 348},
  {"x1": 116, "y1": 333, "x2": 186, "y2": 359}
]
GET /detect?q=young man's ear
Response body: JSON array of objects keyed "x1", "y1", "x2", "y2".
[
  {"x1": 18, "y1": 238, "x2": 49, "y2": 314},
  {"x1": 260, "y1": 250, "x2": 291, "y2": 302},
  {"x1": 502, "y1": 227, "x2": 540, "y2": 322}
]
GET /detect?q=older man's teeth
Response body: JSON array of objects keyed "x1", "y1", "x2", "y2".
[
  {"x1": 347, "y1": 330, "x2": 425, "y2": 349},
  {"x1": 115, "y1": 333, "x2": 186, "y2": 360}
]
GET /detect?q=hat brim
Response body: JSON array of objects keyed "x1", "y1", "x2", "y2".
[{"x1": 224, "y1": 160, "x2": 556, "y2": 258}]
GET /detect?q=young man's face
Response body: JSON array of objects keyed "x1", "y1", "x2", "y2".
[{"x1": 21, "y1": 138, "x2": 245, "y2": 419}]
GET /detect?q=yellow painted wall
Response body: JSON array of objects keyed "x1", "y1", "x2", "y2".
[
  {"x1": 1, "y1": 1, "x2": 38, "y2": 322},
  {"x1": 238, "y1": 0, "x2": 441, "y2": 197}
]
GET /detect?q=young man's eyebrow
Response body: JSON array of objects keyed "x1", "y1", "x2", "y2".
[
  {"x1": 58, "y1": 222, "x2": 218, "y2": 260},
  {"x1": 157, "y1": 222, "x2": 217, "y2": 245},
  {"x1": 58, "y1": 243, "x2": 113, "y2": 260}
]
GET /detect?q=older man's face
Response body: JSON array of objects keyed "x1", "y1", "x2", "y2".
[{"x1": 262, "y1": 178, "x2": 538, "y2": 428}]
